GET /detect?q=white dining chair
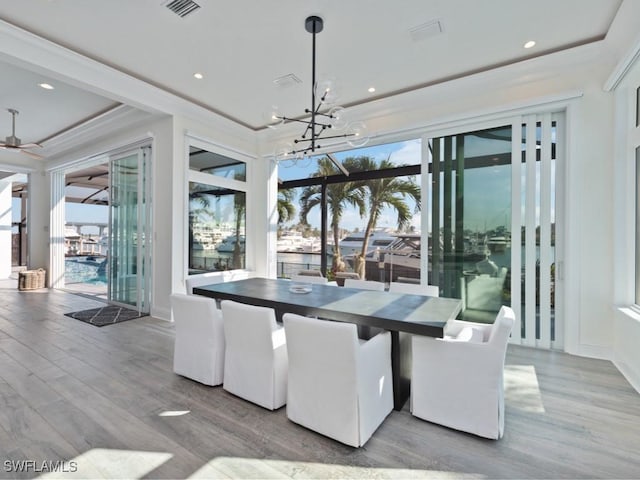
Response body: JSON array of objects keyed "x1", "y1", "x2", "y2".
[
  {"x1": 388, "y1": 282, "x2": 439, "y2": 297},
  {"x1": 343, "y1": 278, "x2": 385, "y2": 291},
  {"x1": 411, "y1": 305, "x2": 515, "y2": 439},
  {"x1": 290, "y1": 274, "x2": 329, "y2": 285},
  {"x1": 283, "y1": 313, "x2": 393, "y2": 447},
  {"x1": 221, "y1": 300, "x2": 288, "y2": 410},
  {"x1": 186, "y1": 270, "x2": 252, "y2": 294},
  {"x1": 171, "y1": 293, "x2": 225, "y2": 386}
]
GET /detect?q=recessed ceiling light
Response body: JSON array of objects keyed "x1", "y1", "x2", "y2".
[
  {"x1": 39, "y1": 83, "x2": 54, "y2": 90},
  {"x1": 524, "y1": 40, "x2": 536, "y2": 49},
  {"x1": 193, "y1": 72, "x2": 204, "y2": 79},
  {"x1": 368, "y1": 87, "x2": 376, "y2": 93}
]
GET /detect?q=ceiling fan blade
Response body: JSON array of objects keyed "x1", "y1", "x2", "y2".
[
  {"x1": 19, "y1": 143, "x2": 42, "y2": 149},
  {"x1": 20, "y1": 149, "x2": 44, "y2": 160}
]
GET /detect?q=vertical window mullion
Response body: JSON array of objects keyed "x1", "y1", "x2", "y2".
[
  {"x1": 510, "y1": 120, "x2": 523, "y2": 343},
  {"x1": 539, "y1": 113, "x2": 553, "y2": 348},
  {"x1": 525, "y1": 117, "x2": 538, "y2": 345}
]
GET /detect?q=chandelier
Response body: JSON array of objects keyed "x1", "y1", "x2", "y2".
[{"x1": 269, "y1": 16, "x2": 370, "y2": 166}]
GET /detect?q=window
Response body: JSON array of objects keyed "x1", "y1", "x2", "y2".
[
  {"x1": 277, "y1": 140, "x2": 421, "y2": 281},
  {"x1": 187, "y1": 140, "x2": 248, "y2": 275},
  {"x1": 189, "y1": 147, "x2": 246, "y2": 181}
]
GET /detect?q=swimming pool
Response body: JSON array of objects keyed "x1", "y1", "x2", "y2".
[{"x1": 65, "y1": 257, "x2": 107, "y2": 285}]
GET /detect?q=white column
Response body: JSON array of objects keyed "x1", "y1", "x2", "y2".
[
  {"x1": 28, "y1": 171, "x2": 51, "y2": 274},
  {"x1": 0, "y1": 180, "x2": 12, "y2": 279},
  {"x1": 49, "y1": 171, "x2": 66, "y2": 289}
]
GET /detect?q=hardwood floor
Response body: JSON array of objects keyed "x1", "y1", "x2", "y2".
[{"x1": 0, "y1": 284, "x2": 639, "y2": 479}]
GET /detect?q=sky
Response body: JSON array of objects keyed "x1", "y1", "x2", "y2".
[{"x1": 278, "y1": 139, "x2": 423, "y2": 232}]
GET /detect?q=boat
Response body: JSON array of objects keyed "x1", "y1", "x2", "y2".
[
  {"x1": 487, "y1": 235, "x2": 508, "y2": 253},
  {"x1": 332, "y1": 229, "x2": 396, "y2": 258},
  {"x1": 345, "y1": 233, "x2": 495, "y2": 282},
  {"x1": 345, "y1": 233, "x2": 421, "y2": 282},
  {"x1": 277, "y1": 231, "x2": 306, "y2": 252},
  {"x1": 217, "y1": 235, "x2": 245, "y2": 253}
]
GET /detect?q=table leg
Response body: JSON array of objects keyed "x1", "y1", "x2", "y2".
[{"x1": 391, "y1": 331, "x2": 412, "y2": 411}]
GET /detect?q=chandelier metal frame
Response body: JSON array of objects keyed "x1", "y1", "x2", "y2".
[{"x1": 273, "y1": 16, "x2": 368, "y2": 160}]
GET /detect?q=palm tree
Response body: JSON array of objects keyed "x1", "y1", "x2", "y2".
[
  {"x1": 277, "y1": 188, "x2": 296, "y2": 224},
  {"x1": 299, "y1": 157, "x2": 365, "y2": 272},
  {"x1": 231, "y1": 191, "x2": 246, "y2": 270},
  {"x1": 351, "y1": 156, "x2": 421, "y2": 277}
]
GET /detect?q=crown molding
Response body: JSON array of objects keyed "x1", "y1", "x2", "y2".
[
  {"x1": 0, "y1": 18, "x2": 254, "y2": 142},
  {"x1": 604, "y1": 32, "x2": 640, "y2": 91},
  {"x1": 40, "y1": 104, "x2": 155, "y2": 158}
]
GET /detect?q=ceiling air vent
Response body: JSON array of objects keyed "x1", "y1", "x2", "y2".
[
  {"x1": 273, "y1": 73, "x2": 302, "y2": 89},
  {"x1": 164, "y1": 0, "x2": 201, "y2": 18},
  {"x1": 409, "y1": 19, "x2": 444, "y2": 42}
]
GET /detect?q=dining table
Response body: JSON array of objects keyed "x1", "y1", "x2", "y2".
[{"x1": 194, "y1": 277, "x2": 462, "y2": 410}]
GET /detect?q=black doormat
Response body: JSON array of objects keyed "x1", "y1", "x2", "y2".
[{"x1": 65, "y1": 305, "x2": 147, "y2": 327}]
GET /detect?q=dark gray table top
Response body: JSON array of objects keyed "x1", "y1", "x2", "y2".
[{"x1": 194, "y1": 277, "x2": 462, "y2": 337}]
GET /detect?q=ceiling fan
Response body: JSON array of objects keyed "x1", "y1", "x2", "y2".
[{"x1": 0, "y1": 108, "x2": 44, "y2": 160}]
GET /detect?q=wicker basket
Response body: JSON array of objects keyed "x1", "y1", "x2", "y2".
[{"x1": 18, "y1": 268, "x2": 47, "y2": 291}]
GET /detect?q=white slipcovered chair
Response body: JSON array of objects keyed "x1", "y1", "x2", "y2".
[
  {"x1": 171, "y1": 293, "x2": 225, "y2": 386},
  {"x1": 461, "y1": 266, "x2": 508, "y2": 312},
  {"x1": 388, "y1": 282, "x2": 439, "y2": 297},
  {"x1": 283, "y1": 313, "x2": 393, "y2": 447},
  {"x1": 290, "y1": 274, "x2": 329, "y2": 285},
  {"x1": 343, "y1": 278, "x2": 385, "y2": 291},
  {"x1": 221, "y1": 300, "x2": 288, "y2": 410},
  {"x1": 185, "y1": 270, "x2": 252, "y2": 294},
  {"x1": 411, "y1": 305, "x2": 515, "y2": 439}
]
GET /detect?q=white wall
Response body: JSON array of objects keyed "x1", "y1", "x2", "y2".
[{"x1": 28, "y1": 169, "x2": 50, "y2": 272}]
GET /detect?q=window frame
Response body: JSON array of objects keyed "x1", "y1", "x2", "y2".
[{"x1": 185, "y1": 135, "x2": 250, "y2": 278}]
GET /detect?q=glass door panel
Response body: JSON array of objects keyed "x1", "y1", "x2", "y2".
[
  {"x1": 108, "y1": 148, "x2": 151, "y2": 312},
  {"x1": 428, "y1": 126, "x2": 513, "y2": 323}
]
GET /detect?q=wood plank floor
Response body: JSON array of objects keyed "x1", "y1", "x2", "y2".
[{"x1": 0, "y1": 284, "x2": 639, "y2": 479}]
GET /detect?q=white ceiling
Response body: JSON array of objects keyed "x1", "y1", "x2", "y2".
[{"x1": 0, "y1": 0, "x2": 624, "y2": 154}]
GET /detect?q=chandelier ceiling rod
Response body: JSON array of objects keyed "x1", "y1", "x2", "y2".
[{"x1": 271, "y1": 15, "x2": 370, "y2": 163}]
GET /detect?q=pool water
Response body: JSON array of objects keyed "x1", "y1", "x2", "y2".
[{"x1": 65, "y1": 257, "x2": 107, "y2": 285}]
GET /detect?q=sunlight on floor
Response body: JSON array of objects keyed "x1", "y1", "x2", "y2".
[
  {"x1": 39, "y1": 449, "x2": 173, "y2": 479},
  {"x1": 504, "y1": 364, "x2": 545, "y2": 413},
  {"x1": 188, "y1": 457, "x2": 487, "y2": 479}
]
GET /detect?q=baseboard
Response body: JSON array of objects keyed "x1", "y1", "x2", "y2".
[
  {"x1": 613, "y1": 359, "x2": 640, "y2": 395},
  {"x1": 151, "y1": 305, "x2": 171, "y2": 322},
  {"x1": 575, "y1": 344, "x2": 612, "y2": 361}
]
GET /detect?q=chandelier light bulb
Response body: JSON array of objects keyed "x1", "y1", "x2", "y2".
[
  {"x1": 346, "y1": 121, "x2": 370, "y2": 148},
  {"x1": 274, "y1": 142, "x2": 294, "y2": 164},
  {"x1": 328, "y1": 106, "x2": 347, "y2": 130},
  {"x1": 315, "y1": 77, "x2": 340, "y2": 105},
  {"x1": 264, "y1": 106, "x2": 284, "y2": 129}
]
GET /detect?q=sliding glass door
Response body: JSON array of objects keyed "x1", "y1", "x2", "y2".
[
  {"x1": 108, "y1": 147, "x2": 151, "y2": 312},
  {"x1": 426, "y1": 114, "x2": 561, "y2": 349}
]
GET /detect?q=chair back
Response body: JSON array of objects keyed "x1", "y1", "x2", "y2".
[
  {"x1": 344, "y1": 279, "x2": 385, "y2": 291},
  {"x1": 170, "y1": 293, "x2": 224, "y2": 385},
  {"x1": 171, "y1": 293, "x2": 221, "y2": 338},
  {"x1": 221, "y1": 300, "x2": 278, "y2": 359},
  {"x1": 283, "y1": 314, "x2": 360, "y2": 441},
  {"x1": 488, "y1": 305, "x2": 516, "y2": 347},
  {"x1": 388, "y1": 282, "x2": 439, "y2": 297},
  {"x1": 291, "y1": 274, "x2": 328, "y2": 285},
  {"x1": 284, "y1": 314, "x2": 359, "y2": 389},
  {"x1": 186, "y1": 270, "x2": 251, "y2": 294}
]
